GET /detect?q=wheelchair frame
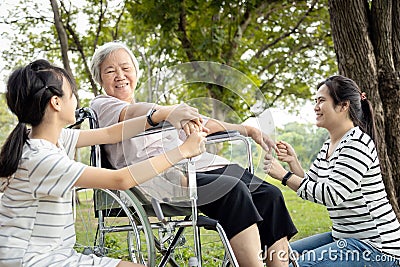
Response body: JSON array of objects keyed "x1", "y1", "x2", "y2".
[
  {"x1": 72, "y1": 107, "x2": 255, "y2": 266},
  {"x1": 72, "y1": 107, "x2": 298, "y2": 267}
]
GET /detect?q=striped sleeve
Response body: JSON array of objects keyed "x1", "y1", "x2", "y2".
[
  {"x1": 27, "y1": 129, "x2": 86, "y2": 198},
  {"x1": 27, "y1": 150, "x2": 86, "y2": 198},
  {"x1": 297, "y1": 138, "x2": 371, "y2": 207},
  {"x1": 60, "y1": 128, "x2": 80, "y2": 159}
]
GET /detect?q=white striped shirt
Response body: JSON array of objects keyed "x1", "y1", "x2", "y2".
[
  {"x1": 0, "y1": 128, "x2": 120, "y2": 267},
  {"x1": 297, "y1": 127, "x2": 400, "y2": 257}
]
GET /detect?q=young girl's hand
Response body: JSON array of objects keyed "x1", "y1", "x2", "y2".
[
  {"x1": 276, "y1": 141, "x2": 297, "y2": 164},
  {"x1": 182, "y1": 120, "x2": 210, "y2": 136},
  {"x1": 179, "y1": 131, "x2": 207, "y2": 158}
]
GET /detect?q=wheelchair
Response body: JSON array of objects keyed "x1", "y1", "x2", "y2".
[
  {"x1": 71, "y1": 107, "x2": 298, "y2": 267},
  {"x1": 71, "y1": 107, "x2": 256, "y2": 266}
]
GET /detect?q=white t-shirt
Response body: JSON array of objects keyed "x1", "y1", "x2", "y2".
[
  {"x1": 0, "y1": 128, "x2": 120, "y2": 267},
  {"x1": 90, "y1": 95, "x2": 230, "y2": 171},
  {"x1": 90, "y1": 95, "x2": 230, "y2": 202}
]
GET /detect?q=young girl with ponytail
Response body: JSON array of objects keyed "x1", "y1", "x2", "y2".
[
  {"x1": 265, "y1": 75, "x2": 400, "y2": 266},
  {"x1": 0, "y1": 59, "x2": 206, "y2": 267}
]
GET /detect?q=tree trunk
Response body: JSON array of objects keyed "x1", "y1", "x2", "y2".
[
  {"x1": 49, "y1": 0, "x2": 82, "y2": 106},
  {"x1": 49, "y1": 0, "x2": 73, "y2": 78},
  {"x1": 328, "y1": 0, "x2": 400, "y2": 218}
]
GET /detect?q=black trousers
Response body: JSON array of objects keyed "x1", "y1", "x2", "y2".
[{"x1": 196, "y1": 164, "x2": 298, "y2": 249}]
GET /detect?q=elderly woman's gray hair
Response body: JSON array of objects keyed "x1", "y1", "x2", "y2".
[{"x1": 90, "y1": 42, "x2": 139, "y2": 85}]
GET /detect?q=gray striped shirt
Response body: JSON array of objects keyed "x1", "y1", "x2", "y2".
[{"x1": 0, "y1": 129, "x2": 120, "y2": 266}]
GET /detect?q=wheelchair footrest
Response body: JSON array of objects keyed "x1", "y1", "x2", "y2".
[{"x1": 197, "y1": 215, "x2": 218, "y2": 230}]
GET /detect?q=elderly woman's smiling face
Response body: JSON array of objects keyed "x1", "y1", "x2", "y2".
[{"x1": 100, "y1": 48, "x2": 138, "y2": 103}]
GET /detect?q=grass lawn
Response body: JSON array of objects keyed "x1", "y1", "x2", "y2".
[{"x1": 74, "y1": 174, "x2": 332, "y2": 263}]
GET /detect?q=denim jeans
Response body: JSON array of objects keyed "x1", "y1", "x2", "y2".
[{"x1": 289, "y1": 232, "x2": 399, "y2": 267}]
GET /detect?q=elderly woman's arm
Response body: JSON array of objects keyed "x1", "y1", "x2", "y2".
[{"x1": 120, "y1": 102, "x2": 203, "y2": 130}]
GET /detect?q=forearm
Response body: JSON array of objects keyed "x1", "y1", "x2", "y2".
[
  {"x1": 285, "y1": 174, "x2": 303, "y2": 192},
  {"x1": 272, "y1": 167, "x2": 303, "y2": 192},
  {"x1": 124, "y1": 146, "x2": 186, "y2": 186},
  {"x1": 288, "y1": 160, "x2": 305, "y2": 177},
  {"x1": 75, "y1": 147, "x2": 186, "y2": 189},
  {"x1": 120, "y1": 102, "x2": 162, "y2": 122},
  {"x1": 111, "y1": 114, "x2": 163, "y2": 143},
  {"x1": 205, "y1": 118, "x2": 248, "y2": 135}
]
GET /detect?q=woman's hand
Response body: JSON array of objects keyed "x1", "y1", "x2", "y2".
[
  {"x1": 160, "y1": 103, "x2": 203, "y2": 130},
  {"x1": 276, "y1": 141, "x2": 297, "y2": 164},
  {"x1": 179, "y1": 131, "x2": 207, "y2": 158},
  {"x1": 263, "y1": 152, "x2": 287, "y2": 181},
  {"x1": 275, "y1": 140, "x2": 305, "y2": 178},
  {"x1": 246, "y1": 126, "x2": 277, "y2": 152},
  {"x1": 182, "y1": 120, "x2": 210, "y2": 136}
]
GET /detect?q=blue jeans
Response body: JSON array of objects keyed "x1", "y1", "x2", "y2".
[{"x1": 289, "y1": 232, "x2": 399, "y2": 267}]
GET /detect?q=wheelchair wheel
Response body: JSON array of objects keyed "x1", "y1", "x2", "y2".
[
  {"x1": 73, "y1": 188, "x2": 156, "y2": 266},
  {"x1": 151, "y1": 220, "x2": 233, "y2": 267}
]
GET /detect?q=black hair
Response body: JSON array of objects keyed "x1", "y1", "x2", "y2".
[
  {"x1": 317, "y1": 75, "x2": 376, "y2": 142},
  {"x1": 0, "y1": 59, "x2": 76, "y2": 180}
]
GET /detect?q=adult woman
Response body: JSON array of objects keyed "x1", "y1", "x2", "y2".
[
  {"x1": 0, "y1": 59, "x2": 206, "y2": 267},
  {"x1": 265, "y1": 75, "x2": 400, "y2": 266},
  {"x1": 89, "y1": 41, "x2": 298, "y2": 267}
]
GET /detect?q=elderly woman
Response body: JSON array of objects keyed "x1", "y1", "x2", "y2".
[{"x1": 89, "y1": 41, "x2": 298, "y2": 267}]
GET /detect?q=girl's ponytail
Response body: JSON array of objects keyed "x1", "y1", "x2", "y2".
[
  {"x1": 0, "y1": 122, "x2": 29, "y2": 178},
  {"x1": 360, "y1": 97, "x2": 377, "y2": 143}
]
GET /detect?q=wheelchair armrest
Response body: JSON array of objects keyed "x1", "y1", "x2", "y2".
[
  {"x1": 206, "y1": 130, "x2": 241, "y2": 144},
  {"x1": 134, "y1": 121, "x2": 175, "y2": 137},
  {"x1": 205, "y1": 130, "x2": 254, "y2": 174},
  {"x1": 206, "y1": 130, "x2": 240, "y2": 142}
]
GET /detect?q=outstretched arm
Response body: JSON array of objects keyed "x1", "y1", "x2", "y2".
[
  {"x1": 77, "y1": 102, "x2": 205, "y2": 148},
  {"x1": 121, "y1": 102, "x2": 204, "y2": 130},
  {"x1": 204, "y1": 118, "x2": 276, "y2": 152},
  {"x1": 76, "y1": 115, "x2": 153, "y2": 148},
  {"x1": 75, "y1": 131, "x2": 207, "y2": 189}
]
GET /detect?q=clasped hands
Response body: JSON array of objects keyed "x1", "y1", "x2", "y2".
[
  {"x1": 160, "y1": 103, "x2": 209, "y2": 135},
  {"x1": 264, "y1": 141, "x2": 297, "y2": 181}
]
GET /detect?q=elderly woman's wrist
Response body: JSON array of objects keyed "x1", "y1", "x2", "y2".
[
  {"x1": 244, "y1": 125, "x2": 256, "y2": 137},
  {"x1": 152, "y1": 108, "x2": 165, "y2": 124}
]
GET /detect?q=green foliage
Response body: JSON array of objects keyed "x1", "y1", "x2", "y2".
[
  {"x1": 276, "y1": 121, "x2": 328, "y2": 169},
  {"x1": 1, "y1": 0, "x2": 337, "y2": 119},
  {"x1": 125, "y1": 0, "x2": 337, "y2": 117}
]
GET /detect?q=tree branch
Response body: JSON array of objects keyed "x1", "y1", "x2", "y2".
[
  {"x1": 2, "y1": 16, "x2": 53, "y2": 25},
  {"x1": 177, "y1": 0, "x2": 195, "y2": 61},
  {"x1": 112, "y1": 1, "x2": 127, "y2": 40},
  {"x1": 94, "y1": 0, "x2": 107, "y2": 50},
  {"x1": 254, "y1": 0, "x2": 318, "y2": 58},
  {"x1": 225, "y1": 2, "x2": 268, "y2": 64},
  {"x1": 59, "y1": 1, "x2": 99, "y2": 96},
  {"x1": 50, "y1": 0, "x2": 73, "y2": 77}
]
